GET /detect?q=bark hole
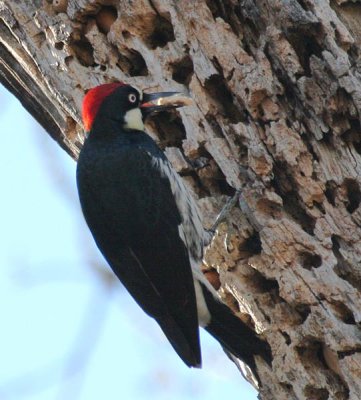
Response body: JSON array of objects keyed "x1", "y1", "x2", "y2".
[
  {"x1": 257, "y1": 198, "x2": 283, "y2": 218},
  {"x1": 279, "y1": 382, "x2": 296, "y2": 395},
  {"x1": 55, "y1": 42, "x2": 64, "y2": 50},
  {"x1": 198, "y1": 162, "x2": 235, "y2": 196},
  {"x1": 297, "y1": 341, "x2": 331, "y2": 377},
  {"x1": 205, "y1": 0, "x2": 242, "y2": 36},
  {"x1": 250, "y1": 269, "x2": 280, "y2": 295},
  {"x1": 332, "y1": 235, "x2": 361, "y2": 292},
  {"x1": 204, "y1": 75, "x2": 245, "y2": 123},
  {"x1": 297, "y1": 0, "x2": 311, "y2": 11},
  {"x1": 283, "y1": 192, "x2": 316, "y2": 235},
  {"x1": 299, "y1": 251, "x2": 322, "y2": 270},
  {"x1": 240, "y1": 232, "x2": 262, "y2": 255},
  {"x1": 170, "y1": 56, "x2": 194, "y2": 85},
  {"x1": 217, "y1": 176, "x2": 236, "y2": 196},
  {"x1": 148, "y1": 112, "x2": 186, "y2": 148},
  {"x1": 69, "y1": 37, "x2": 94, "y2": 67},
  {"x1": 203, "y1": 270, "x2": 221, "y2": 290},
  {"x1": 95, "y1": 6, "x2": 118, "y2": 34},
  {"x1": 53, "y1": 0, "x2": 67, "y2": 13},
  {"x1": 304, "y1": 386, "x2": 329, "y2": 400},
  {"x1": 64, "y1": 56, "x2": 73, "y2": 66},
  {"x1": 205, "y1": 114, "x2": 224, "y2": 138},
  {"x1": 234, "y1": 2, "x2": 262, "y2": 42},
  {"x1": 338, "y1": 349, "x2": 361, "y2": 359},
  {"x1": 329, "y1": 300, "x2": 356, "y2": 325},
  {"x1": 352, "y1": 140, "x2": 361, "y2": 156},
  {"x1": 343, "y1": 178, "x2": 361, "y2": 213},
  {"x1": 117, "y1": 50, "x2": 148, "y2": 76},
  {"x1": 146, "y1": 14, "x2": 175, "y2": 49},
  {"x1": 281, "y1": 331, "x2": 291, "y2": 345},
  {"x1": 325, "y1": 180, "x2": 337, "y2": 206},
  {"x1": 33, "y1": 32, "x2": 46, "y2": 48},
  {"x1": 319, "y1": 130, "x2": 334, "y2": 146},
  {"x1": 295, "y1": 304, "x2": 311, "y2": 323},
  {"x1": 273, "y1": 163, "x2": 316, "y2": 235},
  {"x1": 287, "y1": 31, "x2": 323, "y2": 77}
]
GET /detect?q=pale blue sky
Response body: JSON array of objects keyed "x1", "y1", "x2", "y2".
[{"x1": 0, "y1": 85, "x2": 257, "y2": 400}]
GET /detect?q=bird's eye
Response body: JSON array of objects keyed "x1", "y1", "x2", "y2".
[{"x1": 128, "y1": 93, "x2": 137, "y2": 104}]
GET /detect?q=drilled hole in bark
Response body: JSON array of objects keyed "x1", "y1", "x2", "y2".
[
  {"x1": 341, "y1": 118, "x2": 361, "y2": 142},
  {"x1": 95, "y1": 6, "x2": 117, "y2": 34},
  {"x1": 146, "y1": 14, "x2": 175, "y2": 49},
  {"x1": 325, "y1": 180, "x2": 337, "y2": 206},
  {"x1": 281, "y1": 331, "x2": 291, "y2": 345},
  {"x1": 297, "y1": 341, "x2": 331, "y2": 378},
  {"x1": 55, "y1": 41, "x2": 64, "y2": 50},
  {"x1": 280, "y1": 382, "x2": 294, "y2": 392},
  {"x1": 304, "y1": 386, "x2": 329, "y2": 400},
  {"x1": 204, "y1": 75, "x2": 245, "y2": 123},
  {"x1": 332, "y1": 235, "x2": 361, "y2": 292},
  {"x1": 257, "y1": 198, "x2": 283, "y2": 218},
  {"x1": 193, "y1": 156, "x2": 235, "y2": 197},
  {"x1": 284, "y1": 192, "x2": 316, "y2": 235},
  {"x1": 205, "y1": 0, "x2": 242, "y2": 36},
  {"x1": 234, "y1": 3, "x2": 261, "y2": 43},
  {"x1": 343, "y1": 178, "x2": 361, "y2": 213},
  {"x1": 182, "y1": 173, "x2": 210, "y2": 199},
  {"x1": 203, "y1": 270, "x2": 221, "y2": 290},
  {"x1": 287, "y1": 32, "x2": 323, "y2": 77},
  {"x1": 297, "y1": 0, "x2": 311, "y2": 11},
  {"x1": 353, "y1": 141, "x2": 361, "y2": 156},
  {"x1": 33, "y1": 31, "x2": 46, "y2": 47},
  {"x1": 240, "y1": 232, "x2": 262, "y2": 255},
  {"x1": 70, "y1": 37, "x2": 94, "y2": 67},
  {"x1": 122, "y1": 30, "x2": 130, "y2": 39},
  {"x1": 299, "y1": 251, "x2": 322, "y2": 270},
  {"x1": 147, "y1": 112, "x2": 186, "y2": 148},
  {"x1": 117, "y1": 51, "x2": 148, "y2": 76},
  {"x1": 329, "y1": 301, "x2": 356, "y2": 325},
  {"x1": 249, "y1": 269, "x2": 279, "y2": 295},
  {"x1": 319, "y1": 130, "x2": 334, "y2": 146},
  {"x1": 295, "y1": 304, "x2": 311, "y2": 323},
  {"x1": 302, "y1": 135, "x2": 320, "y2": 162},
  {"x1": 170, "y1": 56, "x2": 194, "y2": 85},
  {"x1": 205, "y1": 114, "x2": 224, "y2": 138},
  {"x1": 338, "y1": 348, "x2": 361, "y2": 359},
  {"x1": 64, "y1": 56, "x2": 73, "y2": 66},
  {"x1": 273, "y1": 162, "x2": 316, "y2": 235},
  {"x1": 218, "y1": 178, "x2": 235, "y2": 196}
]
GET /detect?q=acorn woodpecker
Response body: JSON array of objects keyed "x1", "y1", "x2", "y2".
[{"x1": 76, "y1": 82, "x2": 271, "y2": 382}]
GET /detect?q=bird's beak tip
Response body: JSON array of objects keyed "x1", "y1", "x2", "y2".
[{"x1": 140, "y1": 91, "x2": 193, "y2": 117}]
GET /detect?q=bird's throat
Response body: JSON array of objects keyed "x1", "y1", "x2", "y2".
[{"x1": 123, "y1": 108, "x2": 145, "y2": 131}]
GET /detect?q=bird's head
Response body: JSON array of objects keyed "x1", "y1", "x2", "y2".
[{"x1": 82, "y1": 82, "x2": 192, "y2": 133}]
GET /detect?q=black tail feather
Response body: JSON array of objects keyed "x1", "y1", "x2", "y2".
[
  {"x1": 157, "y1": 315, "x2": 202, "y2": 368},
  {"x1": 201, "y1": 284, "x2": 272, "y2": 384}
]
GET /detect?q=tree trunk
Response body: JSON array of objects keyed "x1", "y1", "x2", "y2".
[{"x1": 2, "y1": 0, "x2": 361, "y2": 398}]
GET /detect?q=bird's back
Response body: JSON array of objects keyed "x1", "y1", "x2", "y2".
[{"x1": 77, "y1": 130, "x2": 203, "y2": 366}]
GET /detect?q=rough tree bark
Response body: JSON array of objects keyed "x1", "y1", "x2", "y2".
[{"x1": 2, "y1": 0, "x2": 361, "y2": 398}]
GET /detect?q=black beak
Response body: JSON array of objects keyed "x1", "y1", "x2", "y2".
[{"x1": 140, "y1": 91, "x2": 193, "y2": 119}]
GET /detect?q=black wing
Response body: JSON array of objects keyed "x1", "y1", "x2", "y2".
[{"x1": 77, "y1": 141, "x2": 201, "y2": 367}]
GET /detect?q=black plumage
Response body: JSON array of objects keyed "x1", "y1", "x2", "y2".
[
  {"x1": 77, "y1": 127, "x2": 202, "y2": 366},
  {"x1": 77, "y1": 83, "x2": 271, "y2": 382}
]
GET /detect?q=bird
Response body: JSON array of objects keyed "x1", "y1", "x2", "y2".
[{"x1": 76, "y1": 82, "x2": 271, "y2": 385}]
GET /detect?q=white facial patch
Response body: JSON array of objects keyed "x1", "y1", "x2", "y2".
[{"x1": 123, "y1": 108, "x2": 144, "y2": 131}]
